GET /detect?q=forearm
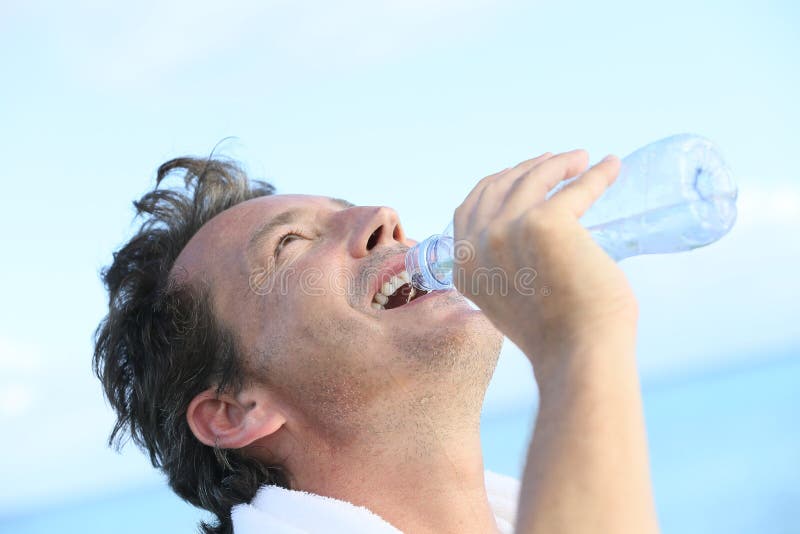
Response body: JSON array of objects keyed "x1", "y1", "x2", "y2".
[
  {"x1": 450, "y1": 150, "x2": 657, "y2": 531},
  {"x1": 515, "y1": 330, "x2": 659, "y2": 534}
]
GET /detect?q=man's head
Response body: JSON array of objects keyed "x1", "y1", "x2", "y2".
[{"x1": 94, "y1": 157, "x2": 503, "y2": 533}]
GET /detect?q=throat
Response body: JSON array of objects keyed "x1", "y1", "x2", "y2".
[{"x1": 289, "y1": 430, "x2": 495, "y2": 534}]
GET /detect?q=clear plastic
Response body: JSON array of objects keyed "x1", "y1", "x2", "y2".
[{"x1": 406, "y1": 134, "x2": 738, "y2": 291}]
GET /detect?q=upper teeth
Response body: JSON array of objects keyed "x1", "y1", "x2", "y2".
[{"x1": 371, "y1": 270, "x2": 413, "y2": 310}]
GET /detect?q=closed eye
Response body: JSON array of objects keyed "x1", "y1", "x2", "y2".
[{"x1": 275, "y1": 231, "x2": 305, "y2": 258}]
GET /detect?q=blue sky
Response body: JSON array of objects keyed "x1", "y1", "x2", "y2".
[{"x1": 0, "y1": 0, "x2": 798, "y2": 515}]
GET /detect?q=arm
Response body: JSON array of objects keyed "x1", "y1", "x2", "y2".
[
  {"x1": 517, "y1": 324, "x2": 657, "y2": 534},
  {"x1": 454, "y1": 151, "x2": 659, "y2": 534}
]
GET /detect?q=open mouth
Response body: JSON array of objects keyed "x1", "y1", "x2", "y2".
[{"x1": 371, "y1": 270, "x2": 429, "y2": 311}]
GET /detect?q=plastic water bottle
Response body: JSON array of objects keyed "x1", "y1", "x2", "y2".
[{"x1": 405, "y1": 133, "x2": 738, "y2": 291}]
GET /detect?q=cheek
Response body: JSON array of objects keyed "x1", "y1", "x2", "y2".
[
  {"x1": 278, "y1": 259, "x2": 375, "y2": 343},
  {"x1": 262, "y1": 312, "x2": 389, "y2": 435},
  {"x1": 267, "y1": 288, "x2": 379, "y2": 379},
  {"x1": 253, "y1": 258, "x2": 388, "y2": 392},
  {"x1": 263, "y1": 271, "x2": 375, "y2": 360}
]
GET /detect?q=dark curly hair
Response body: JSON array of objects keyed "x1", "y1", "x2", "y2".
[{"x1": 93, "y1": 156, "x2": 290, "y2": 533}]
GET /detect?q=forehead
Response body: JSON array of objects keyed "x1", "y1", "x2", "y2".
[{"x1": 173, "y1": 194, "x2": 348, "y2": 280}]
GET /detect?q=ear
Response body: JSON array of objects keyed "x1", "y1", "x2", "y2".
[{"x1": 186, "y1": 387, "x2": 286, "y2": 449}]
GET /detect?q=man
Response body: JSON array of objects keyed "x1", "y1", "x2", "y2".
[{"x1": 94, "y1": 150, "x2": 659, "y2": 533}]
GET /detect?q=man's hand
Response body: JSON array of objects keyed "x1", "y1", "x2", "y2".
[
  {"x1": 453, "y1": 150, "x2": 637, "y2": 382},
  {"x1": 455, "y1": 150, "x2": 659, "y2": 534}
]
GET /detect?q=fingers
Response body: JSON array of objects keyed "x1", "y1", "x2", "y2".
[
  {"x1": 506, "y1": 152, "x2": 555, "y2": 180},
  {"x1": 455, "y1": 151, "x2": 552, "y2": 232},
  {"x1": 468, "y1": 152, "x2": 553, "y2": 200},
  {"x1": 501, "y1": 149, "x2": 590, "y2": 216},
  {"x1": 468, "y1": 152, "x2": 555, "y2": 225},
  {"x1": 456, "y1": 150, "x2": 618, "y2": 241},
  {"x1": 548, "y1": 155, "x2": 621, "y2": 218}
]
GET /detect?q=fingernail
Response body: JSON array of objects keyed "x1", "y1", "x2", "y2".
[{"x1": 602, "y1": 154, "x2": 617, "y2": 163}]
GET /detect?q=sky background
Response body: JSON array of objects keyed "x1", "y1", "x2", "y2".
[{"x1": 0, "y1": 0, "x2": 798, "y2": 526}]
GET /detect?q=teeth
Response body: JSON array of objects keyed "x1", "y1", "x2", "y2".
[
  {"x1": 371, "y1": 270, "x2": 412, "y2": 309},
  {"x1": 381, "y1": 280, "x2": 395, "y2": 296}
]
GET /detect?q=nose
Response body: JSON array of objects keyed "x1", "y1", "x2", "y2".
[{"x1": 343, "y1": 206, "x2": 407, "y2": 258}]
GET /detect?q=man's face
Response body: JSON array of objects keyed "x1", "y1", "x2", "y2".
[{"x1": 175, "y1": 194, "x2": 503, "y2": 441}]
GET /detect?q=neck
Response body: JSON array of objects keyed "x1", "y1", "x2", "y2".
[{"x1": 285, "y1": 409, "x2": 499, "y2": 534}]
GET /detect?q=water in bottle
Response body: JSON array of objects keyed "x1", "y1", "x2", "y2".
[{"x1": 405, "y1": 133, "x2": 738, "y2": 291}]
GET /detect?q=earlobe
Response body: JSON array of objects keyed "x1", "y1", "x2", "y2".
[{"x1": 186, "y1": 388, "x2": 286, "y2": 449}]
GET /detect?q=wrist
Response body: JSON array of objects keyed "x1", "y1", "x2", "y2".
[{"x1": 525, "y1": 324, "x2": 639, "y2": 402}]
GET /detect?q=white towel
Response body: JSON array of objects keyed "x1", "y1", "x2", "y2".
[{"x1": 232, "y1": 470, "x2": 520, "y2": 533}]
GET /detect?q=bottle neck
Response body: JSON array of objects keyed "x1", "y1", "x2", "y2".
[{"x1": 405, "y1": 231, "x2": 455, "y2": 291}]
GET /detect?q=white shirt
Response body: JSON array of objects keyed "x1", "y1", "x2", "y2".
[{"x1": 232, "y1": 470, "x2": 520, "y2": 533}]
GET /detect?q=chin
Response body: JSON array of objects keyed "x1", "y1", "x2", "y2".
[
  {"x1": 425, "y1": 290, "x2": 501, "y2": 338},
  {"x1": 447, "y1": 293, "x2": 501, "y2": 336},
  {"x1": 386, "y1": 288, "x2": 502, "y2": 366}
]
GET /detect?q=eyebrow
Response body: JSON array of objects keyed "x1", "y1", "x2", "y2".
[
  {"x1": 331, "y1": 197, "x2": 355, "y2": 209},
  {"x1": 246, "y1": 208, "x2": 302, "y2": 259},
  {"x1": 246, "y1": 197, "x2": 354, "y2": 258}
]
